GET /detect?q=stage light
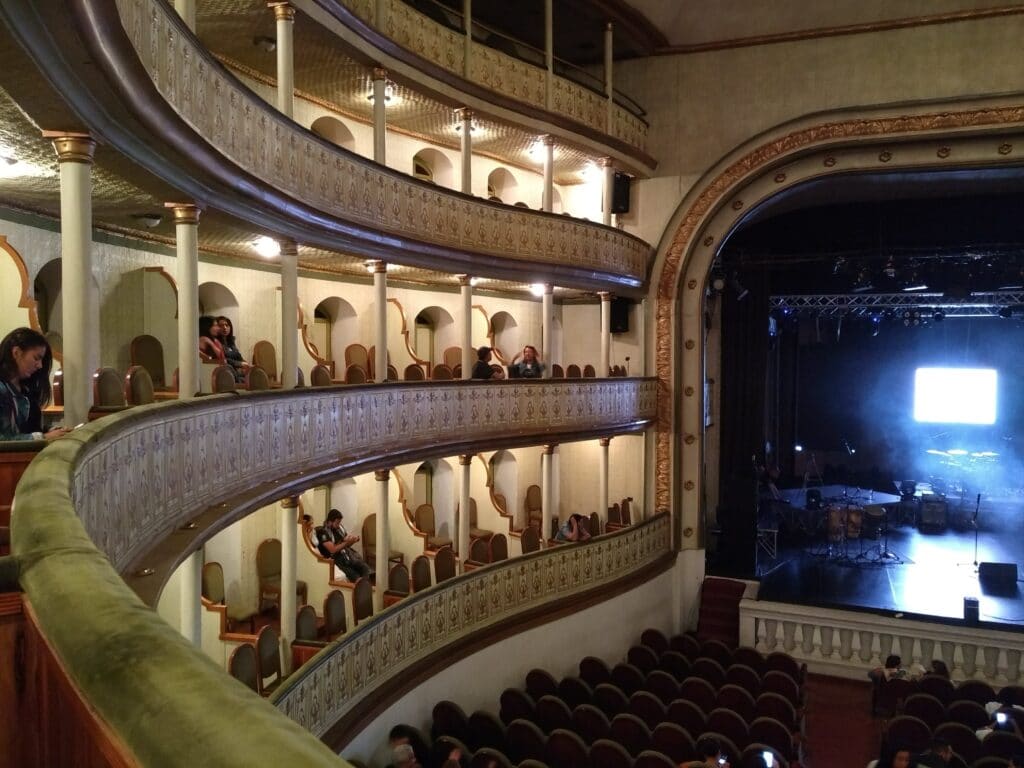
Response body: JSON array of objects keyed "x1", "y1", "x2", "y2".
[
  {"x1": 933, "y1": 310, "x2": 945, "y2": 322},
  {"x1": 883, "y1": 257, "x2": 897, "y2": 279},
  {"x1": 999, "y1": 306, "x2": 1015, "y2": 319},
  {"x1": 794, "y1": 444, "x2": 803, "y2": 452},
  {"x1": 902, "y1": 283, "x2": 929, "y2": 292},
  {"x1": 871, "y1": 315, "x2": 881, "y2": 337}
]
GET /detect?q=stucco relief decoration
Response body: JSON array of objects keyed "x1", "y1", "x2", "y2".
[
  {"x1": 115, "y1": 0, "x2": 649, "y2": 284},
  {"x1": 653, "y1": 103, "x2": 1024, "y2": 510}
]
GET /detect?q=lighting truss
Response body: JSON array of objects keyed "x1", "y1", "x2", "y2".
[{"x1": 770, "y1": 292, "x2": 1024, "y2": 318}]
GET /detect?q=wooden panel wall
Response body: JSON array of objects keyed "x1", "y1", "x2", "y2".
[{"x1": 0, "y1": 449, "x2": 39, "y2": 556}]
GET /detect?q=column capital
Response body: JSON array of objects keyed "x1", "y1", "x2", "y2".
[
  {"x1": 541, "y1": 134, "x2": 555, "y2": 147},
  {"x1": 544, "y1": 283, "x2": 554, "y2": 296},
  {"x1": 268, "y1": 2, "x2": 295, "y2": 21},
  {"x1": 459, "y1": 454, "x2": 473, "y2": 466},
  {"x1": 367, "y1": 259, "x2": 387, "y2": 274},
  {"x1": 599, "y1": 156, "x2": 614, "y2": 168},
  {"x1": 44, "y1": 132, "x2": 96, "y2": 164},
  {"x1": 279, "y1": 495, "x2": 300, "y2": 508},
  {"x1": 372, "y1": 66, "x2": 389, "y2": 81},
  {"x1": 456, "y1": 274, "x2": 473, "y2": 287},
  {"x1": 279, "y1": 238, "x2": 298, "y2": 257},
  {"x1": 543, "y1": 443, "x2": 557, "y2": 455},
  {"x1": 163, "y1": 202, "x2": 203, "y2": 225},
  {"x1": 598, "y1": 291, "x2": 613, "y2": 301},
  {"x1": 374, "y1": 468, "x2": 391, "y2": 482},
  {"x1": 455, "y1": 107, "x2": 474, "y2": 122},
  {"x1": 606, "y1": 21, "x2": 614, "y2": 32},
  {"x1": 599, "y1": 436, "x2": 612, "y2": 447}
]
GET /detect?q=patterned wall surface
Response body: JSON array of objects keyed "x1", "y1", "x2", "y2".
[
  {"x1": 71, "y1": 379, "x2": 658, "y2": 572},
  {"x1": 274, "y1": 513, "x2": 671, "y2": 737},
  {"x1": 112, "y1": 0, "x2": 650, "y2": 287},
  {"x1": 347, "y1": 0, "x2": 649, "y2": 154}
]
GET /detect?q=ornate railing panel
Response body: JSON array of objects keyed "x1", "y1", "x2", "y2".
[
  {"x1": 342, "y1": 0, "x2": 649, "y2": 154},
  {"x1": 741, "y1": 599, "x2": 1024, "y2": 686},
  {"x1": 111, "y1": 0, "x2": 650, "y2": 287},
  {"x1": 274, "y1": 514, "x2": 671, "y2": 737},
  {"x1": 72, "y1": 379, "x2": 657, "y2": 572}
]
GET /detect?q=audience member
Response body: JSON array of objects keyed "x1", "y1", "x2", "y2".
[
  {"x1": 387, "y1": 725, "x2": 430, "y2": 767},
  {"x1": 0, "y1": 327, "x2": 68, "y2": 441},
  {"x1": 508, "y1": 345, "x2": 545, "y2": 379},
  {"x1": 317, "y1": 509, "x2": 371, "y2": 581},
  {"x1": 198, "y1": 315, "x2": 226, "y2": 363},
  {"x1": 216, "y1": 316, "x2": 250, "y2": 382},
  {"x1": 389, "y1": 743, "x2": 419, "y2": 768},
  {"x1": 927, "y1": 659, "x2": 950, "y2": 678},
  {"x1": 1010, "y1": 754, "x2": 1024, "y2": 768},
  {"x1": 685, "y1": 735, "x2": 730, "y2": 767},
  {"x1": 471, "y1": 346, "x2": 495, "y2": 380},
  {"x1": 915, "y1": 737, "x2": 952, "y2": 767},
  {"x1": 869, "y1": 654, "x2": 910, "y2": 683},
  {"x1": 555, "y1": 513, "x2": 591, "y2": 542},
  {"x1": 868, "y1": 745, "x2": 913, "y2": 768}
]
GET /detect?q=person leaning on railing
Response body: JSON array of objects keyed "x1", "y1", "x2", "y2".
[
  {"x1": 0, "y1": 327, "x2": 69, "y2": 441},
  {"x1": 508, "y1": 344, "x2": 544, "y2": 379}
]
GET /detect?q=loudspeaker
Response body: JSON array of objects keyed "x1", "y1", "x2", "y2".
[
  {"x1": 964, "y1": 596, "x2": 979, "y2": 625},
  {"x1": 979, "y1": 562, "x2": 1018, "y2": 593},
  {"x1": 611, "y1": 171, "x2": 630, "y2": 214},
  {"x1": 610, "y1": 297, "x2": 632, "y2": 334}
]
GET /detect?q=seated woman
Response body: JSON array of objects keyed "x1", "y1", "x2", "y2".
[
  {"x1": 216, "y1": 316, "x2": 250, "y2": 382},
  {"x1": 198, "y1": 315, "x2": 225, "y2": 364},
  {"x1": 0, "y1": 327, "x2": 68, "y2": 441},
  {"x1": 555, "y1": 513, "x2": 591, "y2": 543},
  {"x1": 508, "y1": 345, "x2": 545, "y2": 379}
]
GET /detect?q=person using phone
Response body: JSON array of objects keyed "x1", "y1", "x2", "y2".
[
  {"x1": 683, "y1": 736, "x2": 729, "y2": 768},
  {"x1": 0, "y1": 327, "x2": 68, "y2": 441}
]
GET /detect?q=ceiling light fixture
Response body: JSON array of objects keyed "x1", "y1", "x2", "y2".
[
  {"x1": 253, "y1": 236, "x2": 281, "y2": 258},
  {"x1": 367, "y1": 82, "x2": 396, "y2": 104},
  {"x1": 130, "y1": 212, "x2": 164, "y2": 228},
  {"x1": 529, "y1": 283, "x2": 546, "y2": 297},
  {"x1": 252, "y1": 35, "x2": 276, "y2": 52}
]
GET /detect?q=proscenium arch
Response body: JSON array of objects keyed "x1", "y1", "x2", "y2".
[{"x1": 651, "y1": 95, "x2": 1024, "y2": 547}]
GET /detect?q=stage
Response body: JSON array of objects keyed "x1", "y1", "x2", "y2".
[{"x1": 757, "y1": 487, "x2": 1024, "y2": 631}]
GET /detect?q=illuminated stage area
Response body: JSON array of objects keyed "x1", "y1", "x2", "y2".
[{"x1": 757, "y1": 488, "x2": 1024, "y2": 630}]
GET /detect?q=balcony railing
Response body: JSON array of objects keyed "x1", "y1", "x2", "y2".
[{"x1": 9, "y1": 379, "x2": 658, "y2": 765}]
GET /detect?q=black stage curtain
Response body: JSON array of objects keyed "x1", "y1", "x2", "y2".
[{"x1": 715, "y1": 272, "x2": 770, "y2": 577}]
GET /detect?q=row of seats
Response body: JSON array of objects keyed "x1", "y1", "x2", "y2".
[{"x1": 883, "y1": 711, "x2": 1024, "y2": 765}]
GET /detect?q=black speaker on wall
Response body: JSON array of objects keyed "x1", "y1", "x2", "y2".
[
  {"x1": 610, "y1": 297, "x2": 632, "y2": 334},
  {"x1": 611, "y1": 171, "x2": 631, "y2": 214},
  {"x1": 979, "y1": 562, "x2": 1018, "y2": 594}
]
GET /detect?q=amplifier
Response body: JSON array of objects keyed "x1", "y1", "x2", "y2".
[{"x1": 919, "y1": 496, "x2": 948, "y2": 529}]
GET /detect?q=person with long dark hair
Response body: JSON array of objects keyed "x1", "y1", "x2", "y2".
[
  {"x1": 198, "y1": 315, "x2": 225, "y2": 364},
  {"x1": 216, "y1": 316, "x2": 250, "y2": 382},
  {"x1": 0, "y1": 327, "x2": 68, "y2": 441}
]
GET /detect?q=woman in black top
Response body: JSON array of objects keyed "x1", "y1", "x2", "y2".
[{"x1": 216, "y1": 316, "x2": 250, "y2": 382}]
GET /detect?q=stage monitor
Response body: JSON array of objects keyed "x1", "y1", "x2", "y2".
[{"x1": 913, "y1": 367, "x2": 997, "y2": 425}]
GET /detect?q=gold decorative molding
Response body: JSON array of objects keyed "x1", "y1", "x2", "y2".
[
  {"x1": 44, "y1": 132, "x2": 96, "y2": 164},
  {"x1": 268, "y1": 2, "x2": 295, "y2": 22},
  {"x1": 164, "y1": 203, "x2": 202, "y2": 226},
  {"x1": 653, "y1": 101, "x2": 1024, "y2": 510},
  {"x1": 280, "y1": 496, "x2": 300, "y2": 508},
  {"x1": 374, "y1": 469, "x2": 391, "y2": 482}
]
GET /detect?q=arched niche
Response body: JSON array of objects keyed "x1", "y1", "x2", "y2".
[
  {"x1": 470, "y1": 304, "x2": 498, "y2": 362},
  {"x1": 413, "y1": 305, "x2": 457, "y2": 368},
  {"x1": 412, "y1": 148, "x2": 455, "y2": 189},
  {"x1": 489, "y1": 450, "x2": 518, "y2": 527},
  {"x1": 490, "y1": 310, "x2": 518, "y2": 361},
  {"x1": 551, "y1": 187, "x2": 563, "y2": 214},
  {"x1": 310, "y1": 116, "x2": 355, "y2": 152},
  {"x1": 0, "y1": 235, "x2": 46, "y2": 359},
  {"x1": 385, "y1": 297, "x2": 426, "y2": 372},
  {"x1": 198, "y1": 281, "x2": 238, "y2": 320},
  {"x1": 487, "y1": 167, "x2": 518, "y2": 204},
  {"x1": 312, "y1": 296, "x2": 358, "y2": 371},
  {"x1": 413, "y1": 459, "x2": 454, "y2": 540}
]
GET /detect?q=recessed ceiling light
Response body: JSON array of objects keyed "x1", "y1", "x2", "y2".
[
  {"x1": 253, "y1": 236, "x2": 280, "y2": 258},
  {"x1": 529, "y1": 283, "x2": 546, "y2": 297}
]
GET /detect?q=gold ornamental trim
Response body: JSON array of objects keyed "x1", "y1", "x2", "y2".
[
  {"x1": 44, "y1": 132, "x2": 97, "y2": 165},
  {"x1": 653, "y1": 102, "x2": 1024, "y2": 510},
  {"x1": 164, "y1": 202, "x2": 202, "y2": 226},
  {"x1": 269, "y1": 2, "x2": 295, "y2": 22}
]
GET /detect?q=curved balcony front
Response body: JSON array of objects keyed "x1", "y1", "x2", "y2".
[
  {"x1": 0, "y1": 0, "x2": 652, "y2": 293},
  {"x1": 9, "y1": 378, "x2": 658, "y2": 764}
]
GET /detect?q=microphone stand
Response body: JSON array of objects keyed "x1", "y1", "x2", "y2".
[{"x1": 957, "y1": 493, "x2": 982, "y2": 572}]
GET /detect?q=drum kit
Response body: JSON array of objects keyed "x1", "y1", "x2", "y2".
[{"x1": 808, "y1": 499, "x2": 901, "y2": 564}]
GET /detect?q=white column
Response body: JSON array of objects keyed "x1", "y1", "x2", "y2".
[
  {"x1": 174, "y1": 0, "x2": 196, "y2": 30},
  {"x1": 280, "y1": 239, "x2": 298, "y2": 388},
  {"x1": 458, "y1": 455, "x2": 472, "y2": 565},
  {"x1": 270, "y1": 3, "x2": 295, "y2": 118},
  {"x1": 544, "y1": 0, "x2": 553, "y2": 109},
  {"x1": 48, "y1": 133, "x2": 97, "y2": 427},
  {"x1": 372, "y1": 261, "x2": 388, "y2": 381},
  {"x1": 598, "y1": 437, "x2": 610, "y2": 525},
  {"x1": 374, "y1": 469, "x2": 390, "y2": 612},
  {"x1": 542, "y1": 283, "x2": 553, "y2": 379},
  {"x1": 178, "y1": 549, "x2": 202, "y2": 647},
  {"x1": 599, "y1": 291, "x2": 611, "y2": 376},
  {"x1": 541, "y1": 444, "x2": 555, "y2": 543},
  {"x1": 279, "y1": 495, "x2": 299, "y2": 672},
  {"x1": 458, "y1": 275, "x2": 473, "y2": 378},
  {"x1": 457, "y1": 108, "x2": 473, "y2": 195},
  {"x1": 601, "y1": 157, "x2": 614, "y2": 227},
  {"x1": 637, "y1": 297, "x2": 647, "y2": 376},
  {"x1": 541, "y1": 135, "x2": 555, "y2": 213},
  {"x1": 462, "y1": 0, "x2": 472, "y2": 78},
  {"x1": 604, "y1": 22, "x2": 614, "y2": 132},
  {"x1": 372, "y1": 68, "x2": 388, "y2": 164},
  {"x1": 167, "y1": 204, "x2": 201, "y2": 399}
]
